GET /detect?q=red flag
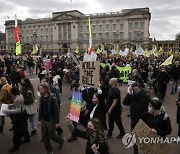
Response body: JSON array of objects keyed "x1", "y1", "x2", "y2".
[{"x1": 14, "y1": 26, "x2": 20, "y2": 43}]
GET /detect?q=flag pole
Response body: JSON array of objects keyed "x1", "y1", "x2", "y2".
[{"x1": 70, "y1": 0, "x2": 72, "y2": 11}]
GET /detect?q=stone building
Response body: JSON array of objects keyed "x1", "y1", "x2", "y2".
[{"x1": 5, "y1": 8, "x2": 151, "y2": 54}]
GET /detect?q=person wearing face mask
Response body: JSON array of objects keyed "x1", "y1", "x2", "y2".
[
  {"x1": 66, "y1": 117, "x2": 110, "y2": 154},
  {"x1": 82, "y1": 88, "x2": 107, "y2": 130},
  {"x1": 123, "y1": 82, "x2": 151, "y2": 154},
  {"x1": 130, "y1": 69, "x2": 144, "y2": 88},
  {"x1": 143, "y1": 98, "x2": 172, "y2": 139}
]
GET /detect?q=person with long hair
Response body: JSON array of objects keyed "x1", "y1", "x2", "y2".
[
  {"x1": 20, "y1": 77, "x2": 38, "y2": 137},
  {"x1": 3, "y1": 86, "x2": 29, "y2": 153},
  {"x1": 66, "y1": 117, "x2": 110, "y2": 154},
  {"x1": 38, "y1": 82, "x2": 64, "y2": 154}
]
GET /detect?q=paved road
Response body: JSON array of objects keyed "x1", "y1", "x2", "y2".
[{"x1": 0, "y1": 74, "x2": 179, "y2": 154}]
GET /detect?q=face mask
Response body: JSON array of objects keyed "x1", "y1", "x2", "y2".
[
  {"x1": 87, "y1": 128, "x2": 95, "y2": 134},
  {"x1": 72, "y1": 84, "x2": 76, "y2": 88},
  {"x1": 148, "y1": 106, "x2": 153, "y2": 113},
  {"x1": 133, "y1": 89, "x2": 141, "y2": 95}
]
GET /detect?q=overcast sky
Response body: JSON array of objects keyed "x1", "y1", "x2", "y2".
[{"x1": 0, "y1": 0, "x2": 180, "y2": 40}]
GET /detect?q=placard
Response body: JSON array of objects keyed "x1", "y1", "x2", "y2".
[
  {"x1": 80, "y1": 61, "x2": 100, "y2": 88},
  {"x1": 69, "y1": 91, "x2": 82, "y2": 122},
  {"x1": 133, "y1": 119, "x2": 172, "y2": 154}
]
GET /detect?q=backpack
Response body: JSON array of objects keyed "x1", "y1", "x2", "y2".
[{"x1": 24, "y1": 90, "x2": 35, "y2": 105}]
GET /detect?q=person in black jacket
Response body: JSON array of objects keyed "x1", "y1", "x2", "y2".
[
  {"x1": 176, "y1": 92, "x2": 180, "y2": 141},
  {"x1": 143, "y1": 97, "x2": 172, "y2": 138},
  {"x1": 170, "y1": 61, "x2": 180, "y2": 95},
  {"x1": 123, "y1": 82, "x2": 151, "y2": 154},
  {"x1": 155, "y1": 67, "x2": 170, "y2": 101},
  {"x1": 38, "y1": 82, "x2": 64, "y2": 154},
  {"x1": 66, "y1": 117, "x2": 110, "y2": 154},
  {"x1": 82, "y1": 87, "x2": 107, "y2": 130}
]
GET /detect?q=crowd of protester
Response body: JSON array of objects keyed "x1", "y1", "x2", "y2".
[{"x1": 0, "y1": 52, "x2": 179, "y2": 154}]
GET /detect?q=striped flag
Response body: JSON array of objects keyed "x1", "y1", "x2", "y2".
[{"x1": 14, "y1": 14, "x2": 21, "y2": 55}]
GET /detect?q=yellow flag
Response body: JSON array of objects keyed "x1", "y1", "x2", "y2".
[
  {"x1": 31, "y1": 45, "x2": 38, "y2": 55},
  {"x1": 16, "y1": 41, "x2": 21, "y2": 56},
  {"x1": 96, "y1": 48, "x2": 101, "y2": 54},
  {"x1": 144, "y1": 49, "x2": 149, "y2": 57},
  {"x1": 159, "y1": 47, "x2": 163, "y2": 53},
  {"x1": 160, "y1": 55, "x2": 174, "y2": 67},
  {"x1": 100, "y1": 44, "x2": 104, "y2": 51},
  {"x1": 75, "y1": 46, "x2": 79, "y2": 54},
  {"x1": 153, "y1": 47, "x2": 159, "y2": 57},
  {"x1": 168, "y1": 49, "x2": 173, "y2": 56}
]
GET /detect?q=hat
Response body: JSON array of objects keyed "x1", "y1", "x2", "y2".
[{"x1": 150, "y1": 97, "x2": 162, "y2": 110}]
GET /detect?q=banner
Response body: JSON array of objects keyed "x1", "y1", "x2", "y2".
[
  {"x1": 69, "y1": 91, "x2": 82, "y2": 122},
  {"x1": 80, "y1": 61, "x2": 100, "y2": 88},
  {"x1": 133, "y1": 119, "x2": 172, "y2": 154},
  {"x1": 116, "y1": 66, "x2": 132, "y2": 82}
]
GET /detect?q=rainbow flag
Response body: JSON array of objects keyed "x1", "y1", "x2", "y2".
[
  {"x1": 14, "y1": 14, "x2": 21, "y2": 56},
  {"x1": 69, "y1": 91, "x2": 82, "y2": 122}
]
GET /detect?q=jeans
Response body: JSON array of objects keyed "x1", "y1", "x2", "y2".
[
  {"x1": 28, "y1": 67, "x2": 33, "y2": 75},
  {"x1": 29, "y1": 115, "x2": 36, "y2": 131},
  {"x1": 41, "y1": 121, "x2": 64, "y2": 152}
]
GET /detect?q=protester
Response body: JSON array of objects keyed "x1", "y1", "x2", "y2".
[
  {"x1": 0, "y1": 77, "x2": 12, "y2": 132},
  {"x1": 66, "y1": 117, "x2": 110, "y2": 154},
  {"x1": 106, "y1": 78, "x2": 125, "y2": 138},
  {"x1": 176, "y1": 92, "x2": 180, "y2": 142},
  {"x1": 38, "y1": 82, "x2": 64, "y2": 154},
  {"x1": 123, "y1": 81, "x2": 151, "y2": 154},
  {"x1": 143, "y1": 97, "x2": 172, "y2": 138},
  {"x1": 20, "y1": 77, "x2": 38, "y2": 137},
  {"x1": 3, "y1": 86, "x2": 29, "y2": 153}
]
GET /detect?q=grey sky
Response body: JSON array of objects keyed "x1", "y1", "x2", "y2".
[{"x1": 0, "y1": 0, "x2": 180, "y2": 40}]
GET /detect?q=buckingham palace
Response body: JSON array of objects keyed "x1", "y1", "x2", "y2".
[{"x1": 5, "y1": 7, "x2": 151, "y2": 54}]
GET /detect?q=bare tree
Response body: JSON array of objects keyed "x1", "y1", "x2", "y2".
[{"x1": 175, "y1": 32, "x2": 180, "y2": 40}]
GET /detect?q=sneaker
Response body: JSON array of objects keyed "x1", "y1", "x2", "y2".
[
  {"x1": 8, "y1": 147, "x2": 19, "y2": 153},
  {"x1": 107, "y1": 132, "x2": 112, "y2": 139},
  {"x1": 67, "y1": 136, "x2": 77, "y2": 142}
]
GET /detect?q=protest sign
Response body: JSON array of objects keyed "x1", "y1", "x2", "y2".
[
  {"x1": 80, "y1": 61, "x2": 100, "y2": 88},
  {"x1": 69, "y1": 91, "x2": 82, "y2": 122},
  {"x1": 133, "y1": 119, "x2": 172, "y2": 154},
  {"x1": 0, "y1": 104, "x2": 9, "y2": 116},
  {"x1": 43, "y1": 59, "x2": 52, "y2": 70}
]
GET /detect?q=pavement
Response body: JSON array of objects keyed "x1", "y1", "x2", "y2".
[{"x1": 0, "y1": 73, "x2": 179, "y2": 154}]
